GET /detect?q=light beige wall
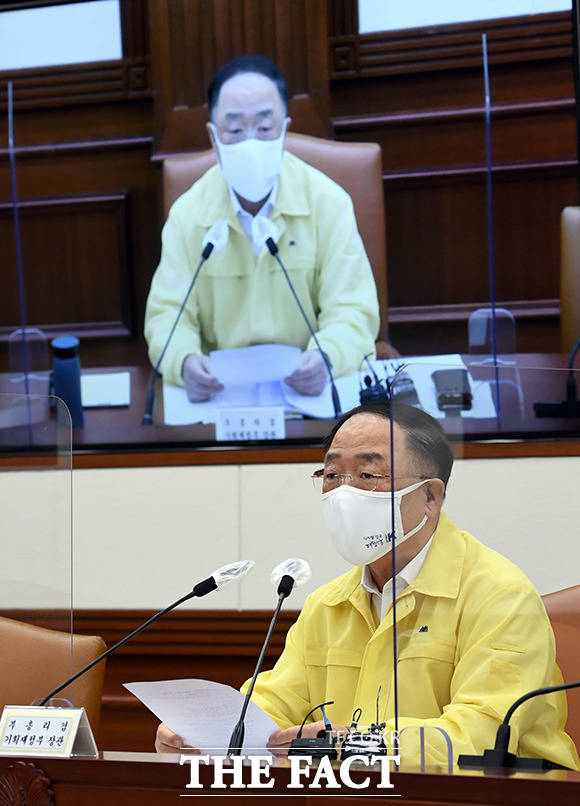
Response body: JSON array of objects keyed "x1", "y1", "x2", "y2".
[{"x1": 1, "y1": 456, "x2": 579, "y2": 610}]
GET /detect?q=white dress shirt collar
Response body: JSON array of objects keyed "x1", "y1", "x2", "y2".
[
  {"x1": 229, "y1": 182, "x2": 278, "y2": 255},
  {"x1": 361, "y1": 534, "x2": 434, "y2": 624}
]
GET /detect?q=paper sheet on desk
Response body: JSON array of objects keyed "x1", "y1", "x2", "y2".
[
  {"x1": 124, "y1": 679, "x2": 279, "y2": 755},
  {"x1": 210, "y1": 344, "x2": 301, "y2": 386},
  {"x1": 163, "y1": 381, "x2": 286, "y2": 425},
  {"x1": 81, "y1": 372, "x2": 130, "y2": 407}
]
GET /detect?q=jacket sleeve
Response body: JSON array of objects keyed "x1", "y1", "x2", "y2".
[
  {"x1": 307, "y1": 191, "x2": 380, "y2": 378},
  {"x1": 144, "y1": 204, "x2": 204, "y2": 387},
  {"x1": 388, "y1": 584, "x2": 579, "y2": 770}
]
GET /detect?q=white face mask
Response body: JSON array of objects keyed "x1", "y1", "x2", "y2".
[
  {"x1": 321, "y1": 480, "x2": 431, "y2": 567},
  {"x1": 209, "y1": 122, "x2": 287, "y2": 203}
]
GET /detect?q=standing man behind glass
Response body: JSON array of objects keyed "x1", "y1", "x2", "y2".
[{"x1": 144, "y1": 55, "x2": 380, "y2": 401}]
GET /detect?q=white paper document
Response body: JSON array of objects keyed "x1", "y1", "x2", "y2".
[
  {"x1": 80, "y1": 371, "x2": 130, "y2": 407},
  {"x1": 163, "y1": 381, "x2": 287, "y2": 425},
  {"x1": 210, "y1": 344, "x2": 301, "y2": 386},
  {"x1": 124, "y1": 678, "x2": 279, "y2": 755}
]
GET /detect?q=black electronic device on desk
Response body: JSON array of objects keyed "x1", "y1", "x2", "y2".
[
  {"x1": 359, "y1": 356, "x2": 420, "y2": 408},
  {"x1": 341, "y1": 707, "x2": 389, "y2": 760},
  {"x1": 288, "y1": 702, "x2": 338, "y2": 760},
  {"x1": 432, "y1": 368, "x2": 472, "y2": 414}
]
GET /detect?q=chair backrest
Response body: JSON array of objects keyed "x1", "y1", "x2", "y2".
[
  {"x1": 560, "y1": 207, "x2": 580, "y2": 353},
  {"x1": 162, "y1": 132, "x2": 389, "y2": 342},
  {"x1": 0, "y1": 616, "x2": 106, "y2": 737},
  {"x1": 542, "y1": 585, "x2": 580, "y2": 752}
]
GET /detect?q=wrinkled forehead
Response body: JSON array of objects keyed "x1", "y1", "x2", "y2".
[
  {"x1": 326, "y1": 414, "x2": 412, "y2": 471},
  {"x1": 213, "y1": 72, "x2": 284, "y2": 121}
]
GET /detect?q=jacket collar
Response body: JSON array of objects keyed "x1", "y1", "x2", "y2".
[
  {"x1": 196, "y1": 151, "x2": 310, "y2": 228},
  {"x1": 321, "y1": 511, "x2": 465, "y2": 608}
]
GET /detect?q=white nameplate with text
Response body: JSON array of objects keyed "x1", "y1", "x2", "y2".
[
  {"x1": 0, "y1": 706, "x2": 97, "y2": 758},
  {"x1": 216, "y1": 407, "x2": 286, "y2": 441}
]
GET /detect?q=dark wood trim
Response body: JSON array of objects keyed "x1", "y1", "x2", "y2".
[
  {"x1": 71, "y1": 446, "x2": 325, "y2": 469},
  {"x1": 0, "y1": 136, "x2": 154, "y2": 159},
  {"x1": 461, "y1": 440, "x2": 580, "y2": 458},
  {"x1": 0, "y1": 192, "x2": 129, "y2": 210},
  {"x1": 0, "y1": 609, "x2": 300, "y2": 654},
  {"x1": 0, "y1": 321, "x2": 132, "y2": 342},
  {"x1": 329, "y1": 10, "x2": 573, "y2": 79},
  {"x1": 333, "y1": 98, "x2": 576, "y2": 133},
  {"x1": 382, "y1": 160, "x2": 578, "y2": 187},
  {"x1": 2, "y1": 439, "x2": 579, "y2": 472},
  {"x1": 0, "y1": 59, "x2": 152, "y2": 109},
  {"x1": 389, "y1": 299, "x2": 560, "y2": 324}
]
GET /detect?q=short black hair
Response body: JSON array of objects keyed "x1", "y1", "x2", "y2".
[
  {"x1": 323, "y1": 401, "x2": 454, "y2": 488},
  {"x1": 207, "y1": 55, "x2": 289, "y2": 120}
]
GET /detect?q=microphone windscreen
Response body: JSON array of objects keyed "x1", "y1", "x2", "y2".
[
  {"x1": 213, "y1": 559, "x2": 255, "y2": 590},
  {"x1": 252, "y1": 216, "x2": 279, "y2": 250},
  {"x1": 202, "y1": 220, "x2": 229, "y2": 254},
  {"x1": 270, "y1": 558, "x2": 311, "y2": 589}
]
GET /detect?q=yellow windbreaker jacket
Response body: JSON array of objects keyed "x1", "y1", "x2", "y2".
[
  {"x1": 144, "y1": 152, "x2": 380, "y2": 386},
  {"x1": 245, "y1": 512, "x2": 579, "y2": 769}
]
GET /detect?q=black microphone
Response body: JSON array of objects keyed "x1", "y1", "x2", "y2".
[
  {"x1": 359, "y1": 354, "x2": 388, "y2": 404},
  {"x1": 227, "y1": 558, "x2": 311, "y2": 756},
  {"x1": 534, "y1": 337, "x2": 580, "y2": 418},
  {"x1": 38, "y1": 560, "x2": 254, "y2": 708},
  {"x1": 458, "y1": 678, "x2": 580, "y2": 772},
  {"x1": 142, "y1": 220, "x2": 229, "y2": 425},
  {"x1": 263, "y1": 236, "x2": 341, "y2": 418}
]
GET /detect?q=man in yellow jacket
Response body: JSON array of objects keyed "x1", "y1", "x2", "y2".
[
  {"x1": 156, "y1": 401, "x2": 579, "y2": 769},
  {"x1": 144, "y1": 55, "x2": 380, "y2": 401}
]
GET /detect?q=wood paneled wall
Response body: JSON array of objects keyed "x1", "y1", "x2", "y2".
[
  {"x1": 0, "y1": 0, "x2": 577, "y2": 365},
  {"x1": 328, "y1": 4, "x2": 579, "y2": 353}
]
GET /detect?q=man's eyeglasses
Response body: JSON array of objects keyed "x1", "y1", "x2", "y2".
[
  {"x1": 311, "y1": 469, "x2": 430, "y2": 493},
  {"x1": 311, "y1": 470, "x2": 388, "y2": 493}
]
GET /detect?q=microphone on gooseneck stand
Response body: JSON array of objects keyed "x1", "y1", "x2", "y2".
[
  {"x1": 458, "y1": 677, "x2": 580, "y2": 772},
  {"x1": 39, "y1": 560, "x2": 254, "y2": 707},
  {"x1": 227, "y1": 558, "x2": 312, "y2": 756},
  {"x1": 142, "y1": 220, "x2": 229, "y2": 425},
  {"x1": 254, "y1": 219, "x2": 341, "y2": 418}
]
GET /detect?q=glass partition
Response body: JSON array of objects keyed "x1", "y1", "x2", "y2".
[
  {"x1": 0, "y1": 393, "x2": 74, "y2": 705},
  {"x1": 381, "y1": 362, "x2": 579, "y2": 771}
]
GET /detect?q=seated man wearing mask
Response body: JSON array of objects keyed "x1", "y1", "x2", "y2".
[
  {"x1": 144, "y1": 55, "x2": 380, "y2": 401},
  {"x1": 156, "y1": 401, "x2": 579, "y2": 768}
]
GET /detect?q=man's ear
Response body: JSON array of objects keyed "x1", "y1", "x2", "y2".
[{"x1": 425, "y1": 479, "x2": 445, "y2": 515}]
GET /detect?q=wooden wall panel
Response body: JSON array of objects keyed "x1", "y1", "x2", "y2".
[
  {"x1": 0, "y1": 194, "x2": 132, "y2": 340},
  {"x1": 148, "y1": 0, "x2": 331, "y2": 154},
  {"x1": 328, "y1": 7, "x2": 579, "y2": 353}
]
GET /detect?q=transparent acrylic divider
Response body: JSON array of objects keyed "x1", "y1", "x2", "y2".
[
  {"x1": 0, "y1": 393, "x2": 74, "y2": 708},
  {"x1": 387, "y1": 362, "x2": 580, "y2": 773}
]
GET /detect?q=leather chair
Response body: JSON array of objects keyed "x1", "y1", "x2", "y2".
[
  {"x1": 0, "y1": 616, "x2": 106, "y2": 737},
  {"x1": 162, "y1": 132, "x2": 394, "y2": 356},
  {"x1": 560, "y1": 207, "x2": 580, "y2": 353},
  {"x1": 542, "y1": 585, "x2": 580, "y2": 752}
]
